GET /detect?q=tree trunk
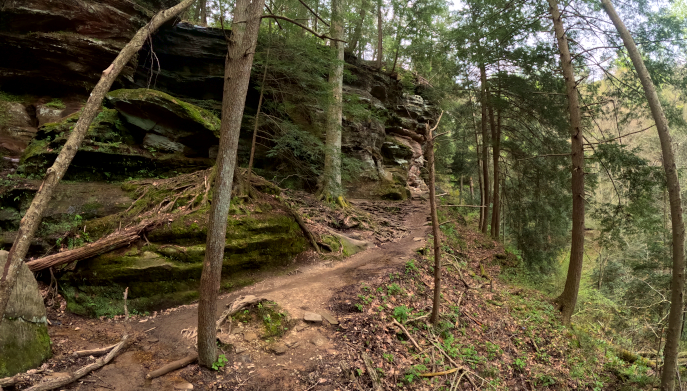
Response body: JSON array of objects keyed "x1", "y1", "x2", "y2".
[
  {"x1": 490, "y1": 84, "x2": 501, "y2": 239},
  {"x1": 548, "y1": 0, "x2": 585, "y2": 326},
  {"x1": 469, "y1": 176, "x2": 475, "y2": 203},
  {"x1": 600, "y1": 1, "x2": 686, "y2": 388},
  {"x1": 320, "y1": 0, "x2": 345, "y2": 204},
  {"x1": 247, "y1": 30, "x2": 272, "y2": 189},
  {"x1": 0, "y1": 0, "x2": 195, "y2": 328},
  {"x1": 426, "y1": 113, "x2": 443, "y2": 326},
  {"x1": 346, "y1": 0, "x2": 368, "y2": 55},
  {"x1": 459, "y1": 175, "x2": 464, "y2": 205},
  {"x1": 196, "y1": 0, "x2": 266, "y2": 368},
  {"x1": 479, "y1": 63, "x2": 491, "y2": 234},
  {"x1": 200, "y1": 0, "x2": 207, "y2": 26},
  {"x1": 376, "y1": 0, "x2": 383, "y2": 69}
]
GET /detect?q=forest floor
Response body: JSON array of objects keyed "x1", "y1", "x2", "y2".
[{"x1": 6, "y1": 198, "x2": 652, "y2": 390}]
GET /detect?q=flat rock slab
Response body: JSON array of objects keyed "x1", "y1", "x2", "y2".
[
  {"x1": 217, "y1": 333, "x2": 232, "y2": 345},
  {"x1": 270, "y1": 343, "x2": 288, "y2": 355},
  {"x1": 243, "y1": 331, "x2": 258, "y2": 342},
  {"x1": 320, "y1": 313, "x2": 339, "y2": 325},
  {"x1": 294, "y1": 324, "x2": 307, "y2": 332},
  {"x1": 174, "y1": 382, "x2": 194, "y2": 390},
  {"x1": 310, "y1": 334, "x2": 327, "y2": 347},
  {"x1": 304, "y1": 312, "x2": 323, "y2": 323}
]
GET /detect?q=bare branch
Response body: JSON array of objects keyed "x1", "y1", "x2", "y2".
[{"x1": 261, "y1": 15, "x2": 347, "y2": 42}]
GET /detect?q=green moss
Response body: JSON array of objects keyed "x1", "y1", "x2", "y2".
[
  {"x1": 60, "y1": 211, "x2": 307, "y2": 317},
  {"x1": 106, "y1": 89, "x2": 221, "y2": 136},
  {"x1": 0, "y1": 319, "x2": 51, "y2": 377},
  {"x1": 45, "y1": 98, "x2": 65, "y2": 109}
]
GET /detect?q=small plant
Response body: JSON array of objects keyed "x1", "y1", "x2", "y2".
[
  {"x1": 355, "y1": 303, "x2": 364, "y2": 312},
  {"x1": 383, "y1": 353, "x2": 394, "y2": 363},
  {"x1": 393, "y1": 305, "x2": 411, "y2": 323},
  {"x1": 212, "y1": 354, "x2": 228, "y2": 371},
  {"x1": 404, "y1": 364, "x2": 427, "y2": 384},
  {"x1": 405, "y1": 260, "x2": 419, "y2": 274},
  {"x1": 387, "y1": 283, "x2": 403, "y2": 295},
  {"x1": 513, "y1": 357, "x2": 527, "y2": 372}
]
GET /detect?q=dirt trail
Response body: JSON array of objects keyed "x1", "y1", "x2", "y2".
[{"x1": 37, "y1": 200, "x2": 429, "y2": 391}]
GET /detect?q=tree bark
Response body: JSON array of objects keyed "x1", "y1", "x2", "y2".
[
  {"x1": 200, "y1": 0, "x2": 207, "y2": 26},
  {"x1": 320, "y1": 0, "x2": 345, "y2": 203},
  {"x1": 346, "y1": 0, "x2": 368, "y2": 55},
  {"x1": 427, "y1": 113, "x2": 443, "y2": 326},
  {"x1": 469, "y1": 176, "x2": 475, "y2": 203},
  {"x1": 548, "y1": 0, "x2": 585, "y2": 325},
  {"x1": 376, "y1": 0, "x2": 383, "y2": 69},
  {"x1": 196, "y1": 0, "x2": 266, "y2": 368},
  {"x1": 247, "y1": 36, "x2": 271, "y2": 189},
  {"x1": 0, "y1": 0, "x2": 195, "y2": 328},
  {"x1": 490, "y1": 84, "x2": 501, "y2": 239},
  {"x1": 479, "y1": 63, "x2": 491, "y2": 234},
  {"x1": 600, "y1": 1, "x2": 686, "y2": 388}
]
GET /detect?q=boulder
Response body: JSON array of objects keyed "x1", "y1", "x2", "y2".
[
  {"x1": 0, "y1": 250, "x2": 52, "y2": 377},
  {"x1": 35, "y1": 103, "x2": 65, "y2": 127},
  {"x1": 0, "y1": 101, "x2": 36, "y2": 157}
]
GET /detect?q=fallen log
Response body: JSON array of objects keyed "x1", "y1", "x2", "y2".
[
  {"x1": 26, "y1": 223, "x2": 152, "y2": 272},
  {"x1": 146, "y1": 353, "x2": 198, "y2": 380},
  {"x1": 25, "y1": 335, "x2": 129, "y2": 391}
]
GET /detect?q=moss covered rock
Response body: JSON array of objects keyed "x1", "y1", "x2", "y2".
[
  {"x1": 0, "y1": 250, "x2": 51, "y2": 377},
  {"x1": 59, "y1": 211, "x2": 308, "y2": 317},
  {"x1": 18, "y1": 102, "x2": 217, "y2": 180}
]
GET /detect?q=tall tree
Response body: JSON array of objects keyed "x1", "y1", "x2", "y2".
[
  {"x1": 347, "y1": 0, "x2": 369, "y2": 55},
  {"x1": 479, "y1": 63, "x2": 491, "y2": 234},
  {"x1": 320, "y1": 0, "x2": 346, "y2": 206},
  {"x1": 548, "y1": 0, "x2": 585, "y2": 325},
  {"x1": 427, "y1": 113, "x2": 443, "y2": 325},
  {"x1": 0, "y1": 0, "x2": 196, "y2": 328},
  {"x1": 196, "y1": 0, "x2": 266, "y2": 367},
  {"x1": 600, "y1": 1, "x2": 686, "y2": 388},
  {"x1": 490, "y1": 79, "x2": 501, "y2": 239},
  {"x1": 376, "y1": 0, "x2": 383, "y2": 68}
]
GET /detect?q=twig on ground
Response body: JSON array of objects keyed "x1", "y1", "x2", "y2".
[
  {"x1": 392, "y1": 318, "x2": 422, "y2": 352},
  {"x1": 420, "y1": 367, "x2": 460, "y2": 377},
  {"x1": 72, "y1": 344, "x2": 118, "y2": 358}
]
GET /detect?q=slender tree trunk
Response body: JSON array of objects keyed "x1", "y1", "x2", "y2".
[
  {"x1": 346, "y1": 0, "x2": 367, "y2": 55},
  {"x1": 247, "y1": 31, "x2": 272, "y2": 188},
  {"x1": 469, "y1": 176, "x2": 475, "y2": 203},
  {"x1": 459, "y1": 175, "x2": 464, "y2": 205},
  {"x1": 491, "y1": 86, "x2": 501, "y2": 239},
  {"x1": 479, "y1": 63, "x2": 491, "y2": 234},
  {"x1": 314, "y1": 0, "x2": 319, "y2": 31},
  {"x1": 426, "y1": 114, "x2": 443, "y2": 326},
  {"x1": 0, "y1": 0, "x2": 195, "y2": 328},
  {"x1": 193, "y1": 0, "x2": 202, "y2": 22},
  {"x1": 200, "y1": 0, "x2": 207, "y2": 26},
  {"x1": 548, "y1": 0, "x2": 585, "y2": 325},
  {"x1": 600, "y1": 1, "x2": 686, "y2": 388},
  {"x1": 320, "y1": 0, "x2": 345, "y2": 205},
  {"x1": 197, "y1": 0, "x2": 266, "y2": 367},
  {"x1": 376, "y1": 0, "x2": 383, "y2": 69}
]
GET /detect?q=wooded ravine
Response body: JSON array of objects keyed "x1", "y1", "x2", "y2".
[{"x1": 1, "y1": 0, "x2": 687, "y2": 389}]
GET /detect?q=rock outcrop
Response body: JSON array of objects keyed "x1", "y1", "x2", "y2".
[{"x1": 0, "y1": 250, "x2": 52, "y2": 377}]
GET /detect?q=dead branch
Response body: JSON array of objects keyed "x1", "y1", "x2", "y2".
[
  {"x1": 391, "y1": 318, "x2": 422, "y2": 352},
  {"x1": 72, "y1": 343, "x2": 117, "y2": 358},
  {"x1": 361, "y1": 352, "x2": 382, "y2": 391},
  {"x1": 260, "y1": 15, "x2": 346, "y2": 42},
  {"x1": 145, "y1": 353, "x2": 198, "y2": 380},
  {"x1": 296, "y1": 0, "x2": 329, "y2": 27},
  {"x1": 216, "y1": 295, "x2": 265, "y2": 330},
  {"x1": 420, "y1": 367, "x2": 460, "y2": 377},
  {"x1": 25, "y1": 335, "x2": 129, "y2": 391}
]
